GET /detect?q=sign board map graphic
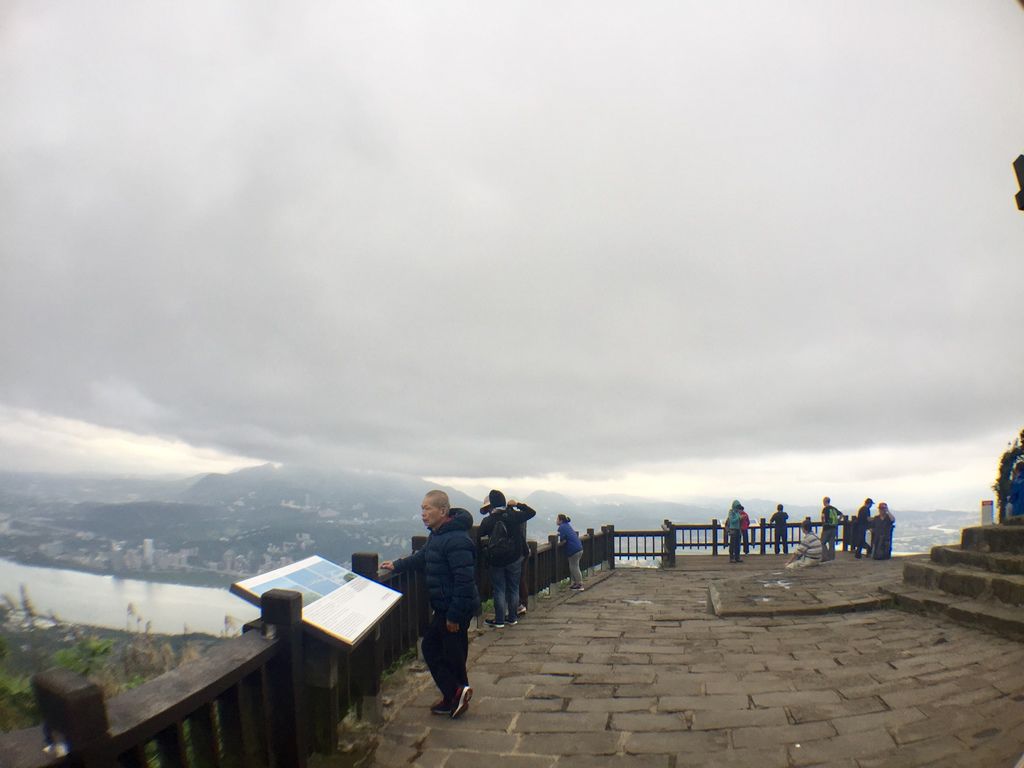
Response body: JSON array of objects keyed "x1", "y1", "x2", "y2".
[{"x1": 231, "y1": 555, "x2": 402, "y2": 647}]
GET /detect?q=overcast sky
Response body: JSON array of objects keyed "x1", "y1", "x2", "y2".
[{"x1": 2, "y1": 2, "x2": 1022, "y2": 511}]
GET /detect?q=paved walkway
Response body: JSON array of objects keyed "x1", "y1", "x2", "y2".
[{"x1": 370, "y1": 553, "x2": 1024, "y2": 767}]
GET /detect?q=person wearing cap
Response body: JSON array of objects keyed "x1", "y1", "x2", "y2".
[
  {"x1": 785, "y1": 519, "x2": 823, "y2": 569},
  {"x1": 853, "y1": 498, "x2": 874, "y2": 559},
  {"x1": 820, "y1": 496, "x2": 841, "y2": 562},
  {"x1": 381, "y1": 490, "x2": 479, "y2": 719},
  {"x1": 478, "y1": 490, "x2": 536, "y2": 628}
]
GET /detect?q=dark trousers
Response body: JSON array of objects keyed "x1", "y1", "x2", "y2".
[
  {"x1": 852, "y1": 523, "x2": 868, "y2": 558},
  {"x1": 421, "y1": 612, "x2": 470, "y2": 703},
  {"x1": 741, "y1": 528, "x2": 750, "y2": 555},
  {"x1": 728, "y1": 530, "x2": 742, "y2": 561},
  {"x1": 774, "y1": 526, "x2": 788, "y2": 554}
]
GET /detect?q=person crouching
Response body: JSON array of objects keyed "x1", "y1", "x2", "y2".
[{"x1": 785, "y1": 519, "x2": 823, "y2": 569}]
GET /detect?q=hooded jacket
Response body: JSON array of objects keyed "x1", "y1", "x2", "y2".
[
  {"x1": 726, "y1": 500, "x2": 743, "y2": 530},
  {"x1": 479, "y1": 502, "x2": 537, "y2": 563},
  {"x1": 391, "y1": 507, "x2": 480, "y2": 624}
]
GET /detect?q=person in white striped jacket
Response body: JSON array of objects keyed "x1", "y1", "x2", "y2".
[{"x1": 785, "y1": 519, "x2": 822, "y2": 569}]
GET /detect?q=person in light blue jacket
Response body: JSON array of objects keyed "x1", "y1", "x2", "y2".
[{"x1": 557, "y1": 514, "x2": 585, "y2": 590}]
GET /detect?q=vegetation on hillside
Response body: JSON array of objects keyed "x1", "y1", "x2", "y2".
[{"x1": 0, "y1": 589, "x2": 222, "y2": 733}]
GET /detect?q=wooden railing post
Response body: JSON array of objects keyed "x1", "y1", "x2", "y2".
[
  {"x1": 662, "y1": 519, "x2": 676, "y2": 568},
  {"x1": 32, "y1": 667, "x2": 112, "y2": 767},
  {"x1": 711, "y1": 519, "x2": 719, "y2": 556},
  {"x1": 526, "y1": 540, "x2": 538, "y2": 607},
  {"x1": 585, "y1": 528, "x2": 595, "y2": 576},
  {"x1": 261, "y1": 588, "x2": 308, "y2": 768},
  {"x1": 605, "y1": 524, "x2": 616, "y2": 569},
  {"x1": 759, "y1": 517, "x2": 767, "y2": 556},
  {"x1": 303, "y1": 633, "x2": 339, "y2": 754},
  {"x1": 351, "y1": 552, "x2": 383, "y2": 724},
  {"x1": 548, "y1": 534, "x2": 560, "y2": 586}
]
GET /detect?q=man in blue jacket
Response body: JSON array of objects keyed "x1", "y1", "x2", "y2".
[{"x1": 382, "y1": 490, "x2": 479, "y2": 719}]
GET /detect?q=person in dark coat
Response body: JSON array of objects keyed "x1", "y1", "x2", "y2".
[
  {"x1": 479, "y1": 489, "x2": 536, "y2": 628},
  {"x1": 852, "y1": 498, "x2": 874, "y2": 559},
  {"x1": 872, "y1": 502, "x2": 895, "y2": 560},
  {"x1": 382, "y1": 490, "x2": 479, "y2": 719},
  {"x1": 769, "y1": 504, "x2": 789, "y2": 554}
]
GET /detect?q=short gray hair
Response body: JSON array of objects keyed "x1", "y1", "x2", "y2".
[{"x1": 424, "y1": 490, "x2": 451, "y2": 514}]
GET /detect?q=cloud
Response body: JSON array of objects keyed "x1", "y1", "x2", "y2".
[
  {"x1": 1, "y1": 2, "x2": 1022, "y2": 505},
  {"x1": 0, "y1": 406, "x2": 260, "y2": 476}
]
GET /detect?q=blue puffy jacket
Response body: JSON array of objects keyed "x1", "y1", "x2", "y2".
[
  {"x1": 392, "y1": 508, "x2": 480, "y2": 624},
  {"x1": 558, "y1": 521, "x2": 583, "y2": 556}
]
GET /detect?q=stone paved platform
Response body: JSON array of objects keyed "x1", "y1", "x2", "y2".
[
  {"x1": 370, "y1": 554, "x2": 1024, "y2": 767},
  {"x1": 705, "y1": 553, "x2": 915, "y2": 617}
]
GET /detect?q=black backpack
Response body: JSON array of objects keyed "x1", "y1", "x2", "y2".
[{"x1": 484, "y1": 513, "x2": 519, "y2": 567}]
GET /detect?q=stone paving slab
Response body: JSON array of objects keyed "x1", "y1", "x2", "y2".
[{"x1": 369, "y1": 557, "x2": 1024, "y2": 767}]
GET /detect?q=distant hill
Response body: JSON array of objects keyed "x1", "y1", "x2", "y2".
[{"x1": 177, "y1": 464, "x2": 479, "y2": 518}]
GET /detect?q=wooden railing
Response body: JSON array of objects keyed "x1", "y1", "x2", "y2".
[
  {"x1": 0, "y1": 525, "x2": 614, "y2": 768},
  {"x1": 613, "y1": 518, "x2": 867, "y2": 567}
]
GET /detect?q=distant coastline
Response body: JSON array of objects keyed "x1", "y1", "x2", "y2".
[{"x1": 0, "y1": 552, "x2": 235, "y2": 590}]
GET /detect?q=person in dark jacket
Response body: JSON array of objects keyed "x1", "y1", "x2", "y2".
[
  {"x1": 853, "y1": 498, "x2": 874, "y2": 559},
  {"x1": 872, "y1": 502, "x2": 895, "y2": 560},
  {"x1": 382, "y1": 490, "x2": 479, "y2": 719},
  {"x1": 479, "y1": 489, "x2": 536, "y2": 628},
  {"x1": 769, "y1": 504, "x2": 789, "y2": 554}
]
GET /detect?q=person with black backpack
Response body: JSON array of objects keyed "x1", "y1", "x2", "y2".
[{"x1": 479, "y1": 489, "x2": 536, "y2": 628}]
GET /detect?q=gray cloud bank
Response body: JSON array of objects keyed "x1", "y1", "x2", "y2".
[{"x1": 2, "y1": 3, "x2": 1023, "y2": 482}]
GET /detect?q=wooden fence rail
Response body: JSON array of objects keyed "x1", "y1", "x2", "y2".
[
  {"x1": 0, "y1": 525, "x2": 613, "y2": 768},
  {"x1": 611, "y1": 518, "x2": 883, "y2": 567}
]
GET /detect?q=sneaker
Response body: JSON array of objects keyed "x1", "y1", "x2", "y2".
[
  {"x1": 450, "y1": 685, "x2": 473, "y2": 719},
  {"x1": 570, "y1": 583, "x2": 584, "y2": 590},
  {"x1": 517, "y1": 605, "x2": 527, "y2": 616},
  {"x1": 430, "y1": 698, "x2": 451, "y2": 716},
  {"x1": 485, "y1": 619, "x2": 504, "y2": 628},
  {"x1": 505, "y1": 618, "x2": 518, "y2": 625}
]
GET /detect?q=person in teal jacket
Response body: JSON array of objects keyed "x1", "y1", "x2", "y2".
[{"x1": 726, "y1": 501, "x2": 744, "y2": 563}]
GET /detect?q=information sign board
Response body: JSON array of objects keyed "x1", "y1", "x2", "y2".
[{"x1": 231, "y1": 555, "x2": 401, "y2": 647}]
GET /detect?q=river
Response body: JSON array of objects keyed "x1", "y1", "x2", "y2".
[{"x1": 0, "y1": 558, "x2": 258, "y2": 636}]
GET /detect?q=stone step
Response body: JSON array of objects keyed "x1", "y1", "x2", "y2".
[
  {"x1": 881, "y1": 584, "x2": 1024, "y2": 642},
  {"x1": 960, "y1": 524, "x2": 1024, "y2": 554},
  {"x1": 903, "y1": 560, "x2": 1024, "y2": 606},
  {"x1": 930, "y1": 545, "x2": 1024, "y2": 576}
]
